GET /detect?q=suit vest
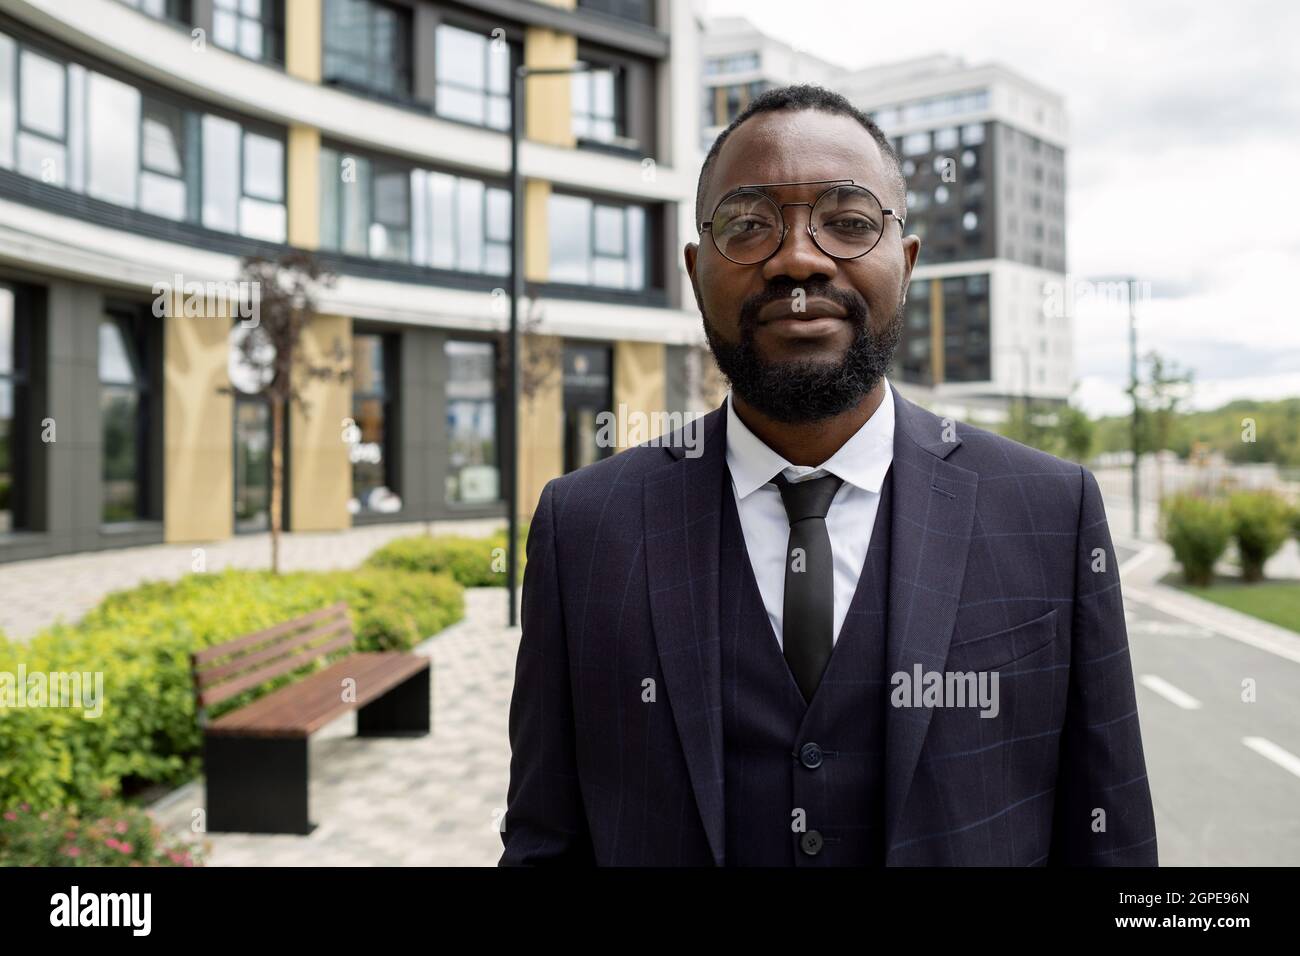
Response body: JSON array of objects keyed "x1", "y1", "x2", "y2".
[{"x1": 719, "y1": 464, "x2": 894, "y2": 865}]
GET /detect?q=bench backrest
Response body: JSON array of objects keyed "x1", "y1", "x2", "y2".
[{"x1": 190, "y1": 602, "x2": 354, "y2": 717}]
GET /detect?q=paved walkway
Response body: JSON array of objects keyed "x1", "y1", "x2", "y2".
[
  {"x1": 0, "y1": 518, "x2": 502, "y2": 641},
  {"x1": 152, "y1": 587, "x2": 518, "y2": 867}
]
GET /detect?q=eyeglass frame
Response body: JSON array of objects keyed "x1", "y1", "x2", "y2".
[{"x1": 700, "y1": 179, "x2": 906, "y2": 265}]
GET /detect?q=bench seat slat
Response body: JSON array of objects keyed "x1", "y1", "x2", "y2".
[
  {"x1": 205, "y1": 652, "x2": 430, "y2": 738},
  {"x1": 192, "y1": 602, "x2": 349, "y2": 666},
  {"x1": 199, "y1": 630, "x2": 356, "y2": 709},
  {"x1": 196, "y1": 618, "x2": 353, "y2": 690}
]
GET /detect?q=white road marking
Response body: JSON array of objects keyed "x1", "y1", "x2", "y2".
[
  {"x1": 1138, "y1": 674, "x2": 1203, "y2": 710},
  {"x1": 1242, "y1": 737, "x2": 1300, "y2": 780}
]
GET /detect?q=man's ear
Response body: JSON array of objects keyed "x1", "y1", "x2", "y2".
[
  {"x1": 900, "y1": 234, "x2": 921, "y2": 293},
  {"x1": 684, "y1": 242, "x2": 704, "y2": 314}
]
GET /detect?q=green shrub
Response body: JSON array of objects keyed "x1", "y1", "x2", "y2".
[
  {"x1": 365, "y1": 526, "x2": 528, "y2": 587},
  {"x1": 0, "y1": 796, "x2": 205, "y2": 866},
  {"x1": 1228, "y1": 491, "x2": 1292, "y2": 583},
  {"x1": 1163, "y1": 493, "x2": 1233, "y2": 587},
  {"x1": 0, "y1": 567, "x2": 463, "y2": 810}
]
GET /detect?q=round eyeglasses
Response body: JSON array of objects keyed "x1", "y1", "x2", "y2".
[{"x1": 701, "y1": 179, "x2": 905, "y2": 265}]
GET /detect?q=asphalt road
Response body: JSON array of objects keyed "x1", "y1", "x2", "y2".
[{"x1": 1124, "y1": 592, "x2": 1300, "y2": 865}]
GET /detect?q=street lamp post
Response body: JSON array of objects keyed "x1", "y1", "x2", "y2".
[{"x1": 505, "y1": 61, "x2": 593, "y2": 627}]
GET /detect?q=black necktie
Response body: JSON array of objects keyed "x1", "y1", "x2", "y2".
[{"x1": 771, "y1": 471, "x2": 843, "y2": 703}]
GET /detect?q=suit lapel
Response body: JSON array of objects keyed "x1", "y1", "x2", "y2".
[
  {"x1": 883, "y1": 385, "x2": 979, "y2": 858},
  {"x1": 643, "y1": 402, "x2": 728, "y2": 865}
]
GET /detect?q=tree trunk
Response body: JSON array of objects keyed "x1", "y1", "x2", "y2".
[{"x1": 270, "y1": 398, "x2": 284, "y2": 574}]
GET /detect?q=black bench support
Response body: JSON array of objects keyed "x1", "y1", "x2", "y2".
[
  {"x1": 204, "y1": 734, "x2": 315, "y2": 835},
  {"x1": 357, "y1": 664, "x2": 432, "y2": 738}
]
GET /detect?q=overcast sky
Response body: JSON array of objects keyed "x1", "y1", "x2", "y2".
[{"x1": 702, "y1": 0, "x2": 1300, "y2": 415}]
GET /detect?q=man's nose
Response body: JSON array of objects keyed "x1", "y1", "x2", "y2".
[{"x1": 761, "y1": 205, "x2": 838, "y2": 282}]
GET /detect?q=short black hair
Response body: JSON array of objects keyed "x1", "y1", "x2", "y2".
[{"x1": 695, "y1": 83, "x2": 907, "y2": 230}]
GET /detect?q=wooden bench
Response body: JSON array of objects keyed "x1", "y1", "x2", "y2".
[{"x1": 191, "y1": 601, "x2": 430, "y2": 835}]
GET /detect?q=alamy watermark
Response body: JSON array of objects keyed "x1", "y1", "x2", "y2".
[
  {"x1": 595, "y1": 405, "x2": 706, "y2": 458},
  {"x1": 0, "y1": 666, "x2": 104, "y2": 719},
  {"x1": 152, "y1": 274, "x2": 260, "y2": 328},
  {"x1": 891, "y1": 665, "x2": 1000, "y2": 718}
]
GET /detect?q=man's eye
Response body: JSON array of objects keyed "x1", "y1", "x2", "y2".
[{"x1": 827, "y1": 217, "x2": 877, "y2": 233}]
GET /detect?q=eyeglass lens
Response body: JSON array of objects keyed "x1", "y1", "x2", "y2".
[{"x1": 710, "y1": 185, "x2": 886, "y2": 264}]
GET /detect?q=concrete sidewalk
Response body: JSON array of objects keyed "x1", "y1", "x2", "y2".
[{"x1": 153, "y1": 587, "x2": 517, "y2": 867}]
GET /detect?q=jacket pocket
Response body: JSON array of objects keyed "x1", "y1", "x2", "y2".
[{"x1": 945, "y1": 607, "x2": 1059, "y2": 672}]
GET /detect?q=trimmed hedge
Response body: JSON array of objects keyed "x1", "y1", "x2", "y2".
[
  {"x1": 365, "y1": 527, "x2": 528, "y2": 587},
  {"x1": 1162, "y1": 493, "x2": 1233, "y2": 587},
  {"x1": 1228, "y1": 491, "x2": 1292, "y2": 582},
  {"x1": 0, "y1": 568, "x2": 463, "y2": 811}
]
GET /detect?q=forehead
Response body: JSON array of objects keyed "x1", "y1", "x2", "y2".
[{"x1": 706, "y1": 109, "x2": 890, "y2": 210}]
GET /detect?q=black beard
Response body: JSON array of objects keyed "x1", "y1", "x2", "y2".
[{"x1": 701, "y1": 279, "x2": 903, "y2": 424}]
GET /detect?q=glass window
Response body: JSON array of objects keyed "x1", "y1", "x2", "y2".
[
  {"x1": 324, "y1": 0, "x2": 412, "y2": 99},
  {"x1": 406, "y1": 165, "x2": 510, "y2": 273},
  {"x1": 140, "y1": 98, "x2": 187, "y2": 220},
  {"x1": 562, "y1": 344, "x2": 612, "y2": 473},
  {"x1": 99, "y1": 317, "x2": 147, "y2": 524},
  {"x1": 435, "y1": 24, "x2": 511, "y2": 130},
  {"x1": 933, "y1": 127, "x2": 959, "y2": 150},
  {"x1": 573, "y1": 68, "x2": 623, "y2": 144},
  {"x1": 233, "y1": 397, "x2": 271, "y2": 532},
  {"x1": 0, "y1": 31, "x2": 285, "y2": 239},
  {"x1": 901, "y1": 131, "x2": 930, "y2": 156},
  {"x1": 445, "y1": 340, "x2": 499, "y2": 504},
  {"x1": 548, "y1": 194, "x2": 649, "y2": 290},
  {"x1": 213, "y1": 0, "x2": 284, "y2": 64},
  {"x1": 86, "y1": 71, "x2": 141, "y2": 207},
  {"x1": 201, "y1": 114, "x2": 240, "y2": 232},
  {"x1": 121, "y1": 0, "x2": 192, "y2": 21},
  {"x1": 0, "y1": 286, "x2": 20, "y2": 533},
  {"x1": 349, "y1": 332, "x2": 401, "y2": 514},
  {"x1": 961, "y1": 122, "x2": 985, "y2": 145}
]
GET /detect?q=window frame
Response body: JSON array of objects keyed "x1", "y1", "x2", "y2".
[
  {"x1": 210, "y1": 0, "x2": 286, "y2": 66},
  {"x1": 547, "y1": 190, "x2": 652, "y2": 292},
  {"x1": 322, "y1": 0, "x2": 414, "y2": 102},
  {"x1": 0, "y1": 282, "x2": 28, "y2": 534},
  {"x1": 432, "y1": 20, "x2": 514, "y2": 132},
  {"x1": 97, "y1": 308, "x2": 152, "y2": 526},
  {"x1": 349, "y1": 329, "x2": 401, "y2": 514},
  {"x1": 443, "y1": 337, "x2": 501, "y2": 507}
]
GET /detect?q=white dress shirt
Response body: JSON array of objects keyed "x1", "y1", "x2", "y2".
[{"x1": 724, "y1": 379, "x2": 896, "y2": 650}]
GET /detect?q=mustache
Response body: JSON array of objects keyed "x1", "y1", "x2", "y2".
[{"x1": 738, "y1": 279, "x2": 868, "y2": 330}]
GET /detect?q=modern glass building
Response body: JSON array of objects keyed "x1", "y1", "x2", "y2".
[
  {"x1": 700, "y1": 21, "x2": 1072, "y2": 416},
  {"x1": 0, "y1": 0, "x2": 713, "y2": 564}
]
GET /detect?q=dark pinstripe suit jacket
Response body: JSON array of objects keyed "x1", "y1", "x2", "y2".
[{"x1": 501, "y1": 384, "x2": 1157, "y2": 866}]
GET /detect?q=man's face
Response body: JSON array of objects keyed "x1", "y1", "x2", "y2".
[{"x1": 684, "y1": 110, "x2": 921, "y2": 424}]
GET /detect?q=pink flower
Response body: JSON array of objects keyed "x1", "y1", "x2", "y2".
[
  {"x1": 19, "y1": 803, "x2": 29, "y2": 812},
  {"x1": 105, "y1": 837, "x2": 121, "y2": 850},
  {"x1": 117, "y1": 842, "x2": 133, "y2": 854},
  {"x1": 115, "y1": 821, "x2": 128, "y2": 834},
  {"x1": 64, "y1": 846, "x2": 81, "y2": 858},
  {"x1": 3, "y1": 811, "x2": 16, "y2": 822}
]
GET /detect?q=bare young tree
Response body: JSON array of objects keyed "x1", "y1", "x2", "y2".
[{"x1": 226, "y1": 252, "x2": 345, "y2": 573}]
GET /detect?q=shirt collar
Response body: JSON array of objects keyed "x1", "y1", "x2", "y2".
[{"x1": 725, "y1": 377, "x2": 896, "y2": 501}]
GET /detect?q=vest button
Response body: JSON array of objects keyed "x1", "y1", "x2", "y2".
[
  {"x1": 799, "y1": 742, "x2": 823, "y2": 769},
  {"x1": 800, "y1": 830, "x2": 824, "y2": 856}
]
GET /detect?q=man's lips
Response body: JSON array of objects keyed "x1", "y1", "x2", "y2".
[{"x1": 757, "y1": 297, "x2": 848, "y2": 323}]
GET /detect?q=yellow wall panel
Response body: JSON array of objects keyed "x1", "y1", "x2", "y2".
[
  {"x1": 163, "y1": 305, "x2": 233, "y2": 542},
  {"x1": 285, "y1": 0, "x2": 322, "y2": 83},
  {"x1": 612, "y1": 340, "x2": 666, "y2": 450},
  {"x1": 524, "y1": 28, "x2": 577, "y2": 147},
  {"x1": 289, "y1": 314, "x2": 352, "y2": 531},
  {"x1": 517, "y1": 334, "x2": 564, "y2": 522},
  {"x1": 288, "y1": 124, "x2": 321, "y2": 250}
]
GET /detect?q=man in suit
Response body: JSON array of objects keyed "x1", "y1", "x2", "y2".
[{"x1": 500, "y1": 84, "x2": 1157, "y2": 866}]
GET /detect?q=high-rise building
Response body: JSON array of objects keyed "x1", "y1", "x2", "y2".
[
  {"x1": 699, "y1": 20, "x2": 1071, "y2": 418},
  {"x1": 0, "y1": 0, "x2": 709, "y2": 562},
  {"x1": 699, "y1": 16, "x2": 843, "y2": 149},
  {"x1": 840, "y1": 54, "x2": 1070, "y2": 415}
]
